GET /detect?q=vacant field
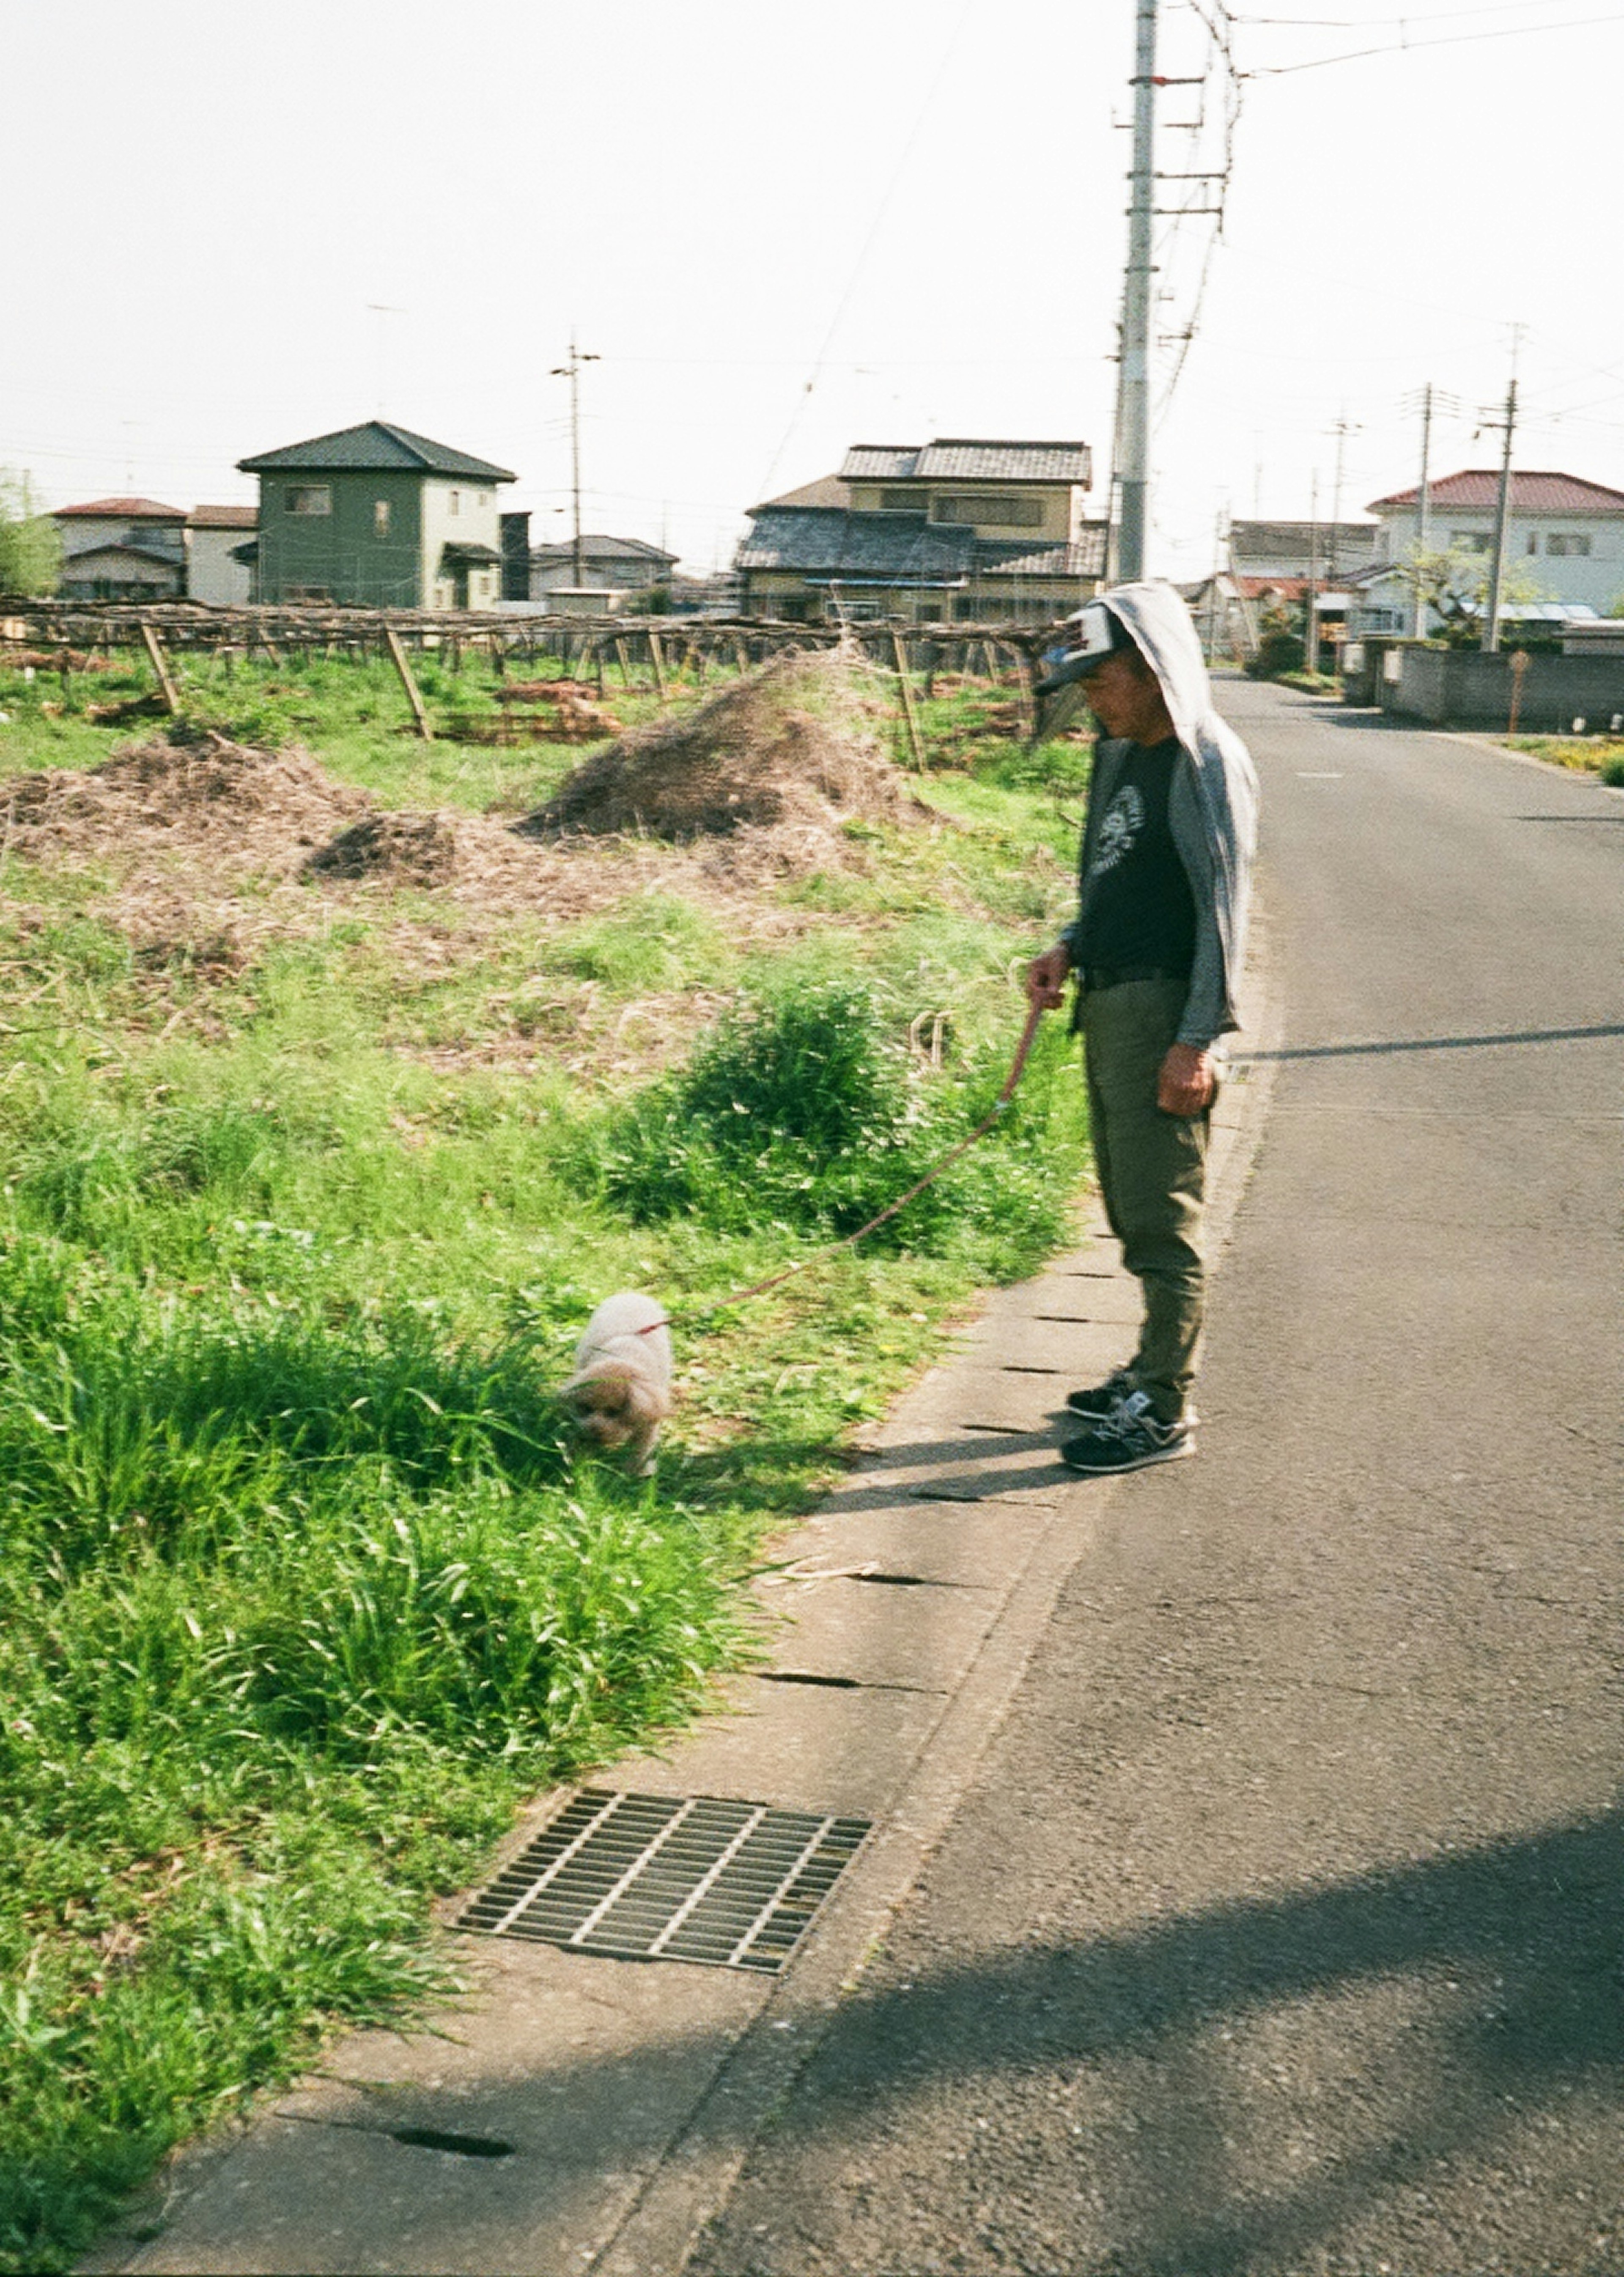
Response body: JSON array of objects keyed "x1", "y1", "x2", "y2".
[{"x1": 0, "y1": 637, "x2": 1095, "y2": 2269}]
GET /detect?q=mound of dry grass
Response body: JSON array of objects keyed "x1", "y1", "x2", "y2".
[
  {"x1": 516, "y1": 645, "x2": 924, "y2": 842},
  {"x1": 0, "y1": 730, "x2": 370, "y2": 874}
]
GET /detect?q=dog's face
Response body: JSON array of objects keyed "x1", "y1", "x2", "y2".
[{"x1": 565, "y1": 1361, "x2": 664, "y2": 1451}]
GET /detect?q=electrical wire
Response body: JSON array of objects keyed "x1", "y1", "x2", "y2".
[
  {"x1": 752, "y1": 0, "x2": 973, "y2": 503},
  {"x1": 1239, "y1": 8, "x2": 1624, "y2": 73}
]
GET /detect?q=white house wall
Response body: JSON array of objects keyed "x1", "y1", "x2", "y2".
[
  {"x1": 187, "y1": 527, "x2": 254, "y2": 607},
  {"x1": 1376, "y1": 508, "x2": 1624, "y2": 611},
  {"x1": 419, "y1": 479, "x2": 503, "y2": 610}
]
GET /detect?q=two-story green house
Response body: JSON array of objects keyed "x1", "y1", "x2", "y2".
[{"x1": 238, "y1": 420, "x2": 517, "y2": 609}]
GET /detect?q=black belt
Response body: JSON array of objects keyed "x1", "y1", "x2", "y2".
[{"x1": 1081, "y1": 963, "x2": 1185, "y2": 991}]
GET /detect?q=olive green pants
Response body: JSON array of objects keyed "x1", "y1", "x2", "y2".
[{"x1": 1081, "y1": 975, "x2": 1209, "y2": 1426}]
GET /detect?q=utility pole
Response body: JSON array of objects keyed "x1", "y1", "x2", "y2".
[
  {"x1": 1116, "y1": 0, "x2": 1158, "y2": 582},
  {"x1": 1481, "y1": 330, "x2": 1524, "y2": 654},
  {"x1": 1305, "y1": 471, "x2": 1322, "y2": 673},
  {"x1": 551, "y1": 334, "x2": 600, "y2": 588},
  {"x1": 1327, "y1": 414, "x2": 1360, "y2": 584},
  {"x1": 1414, "y1": 380, "x2": 1435, "y2": 637}
]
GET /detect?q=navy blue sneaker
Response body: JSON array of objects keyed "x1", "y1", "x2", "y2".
[
  {"x1": 1060, "y1": 1391, "x2": 1194, "y2": 1475},
  {"x1": 1064, "y1": 1367, "x2": 1137, "y2": 1422}
]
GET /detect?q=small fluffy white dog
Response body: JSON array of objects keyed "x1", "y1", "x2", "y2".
[{"x1": 563, "y1": 1292, "x2": 674, "y2": 1475}]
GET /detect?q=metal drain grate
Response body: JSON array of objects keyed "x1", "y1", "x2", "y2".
[{"x1": 458, "y1": 1790, "x2": 871, "y2": 1973}]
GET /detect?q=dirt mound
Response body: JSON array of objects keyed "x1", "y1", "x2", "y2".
[
  {"x1": 516, "y1": 646, "x2": 922, "y2": 841},
  {"x1": 305, "y1": 810, "x2": 459, "y2": 886},
  {"x1": 1, "y1": 731, "x2": 370, "y2": 869}
]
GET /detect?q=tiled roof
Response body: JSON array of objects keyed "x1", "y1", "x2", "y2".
[
  {"x1": 1230, "y1": 519, "x2": 1376, "y2": 558},
  {"x1": 57, "y1": 541, "x2": 185, "y2": 569},
  {"x1": 738, "y1": 509, "x2": 1107, "y2": 585},
  {"x1": 917, "y1": 439, "x2": 1091, "y2": 484},
  {"x1": 736, "y1": 507, "x2": 974, "y2": 582},
  {"x1": 54, "y1": 497, "x2": 186, "y2": 519},
  {"x1": 238, "y1": 419, "x2": 516, "y2": 481},
  {"x1": 839, "y1": 439, "x2": 1092, "y2": 486},
  {"x1": 978, "y1": 527, "x2": 1109, "y2": 577},
  {"x1": 1367, "y1": 468, "x2": 1624, "y2": 515},
  {"x1": 1234, "y1": 574, "x2": 1312, "y2": 600},
  {"x1": 188, "y1": 504, "x2": 258, "y2": 529},
  {"x1": 840, "y1": 446, "x2": 922, "y2": 482},
  {"x1": 529, "y1": 533, "x2": 677, "y2": 566},
  {"x1": 754, "y1": 473, "x2": 852, "y2": 512}
]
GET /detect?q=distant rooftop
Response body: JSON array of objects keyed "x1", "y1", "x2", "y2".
[
  {"x1": 239, "y1": 419, "x2": 516, "y2": 482},
  {"x1": 1367, "y1": 468, "x2": 1624, "y2": 515},
  {"x1": 839, "y1": 439, "x2": 1092, "y2": 486},
  {"x1": 54, "y1": 497, "x2": 186, "y2": 520},
  {"x1": 1230, "y1": 519, "x2": 1376, "y2": 558},
  {"x1": 737, "y1": 506, "x2": 1105, "y2": 584},
  {"x1": 188, "y1": 504, "x2": 258, "y2": 529},
  {"x1": 754, "y1": 472, "x2": 853, "y2": 513},
  {"x1": 529, "y1": 532, "x2": 677, "y2": 567}
]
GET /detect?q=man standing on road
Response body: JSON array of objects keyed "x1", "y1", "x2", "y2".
[{"x1": 1027, "y1": 581, "x2": 1258, "y2": 1475}]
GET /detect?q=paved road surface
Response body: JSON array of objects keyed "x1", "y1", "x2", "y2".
[{"x1": 689, "y1": 683, "x2": 1624, "y2": 2276}]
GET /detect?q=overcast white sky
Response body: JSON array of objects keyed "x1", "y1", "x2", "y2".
[{"x1": 6, "y1": 0, "x2": 1624, "y2": 579}]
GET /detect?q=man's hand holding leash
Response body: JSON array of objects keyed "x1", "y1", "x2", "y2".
[{"x1": 1026, "y1": 947, "x2": 1215, "y2": 1113}]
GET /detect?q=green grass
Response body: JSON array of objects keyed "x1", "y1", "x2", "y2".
[
  {"x1": 0, "y1": 649, "x2": 1092, "y2": 2268},
  {"x1": 1504, "y1": 733, "x2": 1624, "y2": 783}
]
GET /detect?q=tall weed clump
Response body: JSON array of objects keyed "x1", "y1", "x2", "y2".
[
  {"x1": 0, "y1": 1235, "x2": 743, "y2": 2271},
  {"x1": 593, "y1": 980, "x2": 1076, "y2": 1276}
]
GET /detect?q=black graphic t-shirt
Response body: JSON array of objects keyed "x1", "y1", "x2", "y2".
[{"x1": 1074, "y1": 737, "x2": 1196, "y2": 976}]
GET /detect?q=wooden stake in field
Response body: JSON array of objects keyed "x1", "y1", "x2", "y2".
[
  {"x1": 647, "y1": 630, "x2": 669, "y2": 703},
  {"x1": 890, "y1": 629, "x2": 925, "y2": 769},
  {"x1": 384, "y1": 623, "x2": 433, "y2": 740},
  {"x1": 140, "y1": 621, "x2": 181, "y2": 715}
]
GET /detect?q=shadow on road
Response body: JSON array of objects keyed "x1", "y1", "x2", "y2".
[
  {"x1": 1240, "y1": 1020, "x2": 1624, "y2": 1063},
  {"x1": 682, "y1": 1805, "x2": 1624, "y2": 2272},
  {"x1": 285, "y1": 1806, "x2": 1624, "y2": 2277}
]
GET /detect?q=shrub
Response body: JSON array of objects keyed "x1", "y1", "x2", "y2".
[
  {"x1": 1245, "y1": 625, "x2": 1306, "y2": 680},
  {"x1": 591, "y1": 980, "x2": 1075, "y2": 1269}
]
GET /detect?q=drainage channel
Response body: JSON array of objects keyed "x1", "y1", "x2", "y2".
[{"x1": 458, "y1": 1789, "x2": 871, "y2": 1974}]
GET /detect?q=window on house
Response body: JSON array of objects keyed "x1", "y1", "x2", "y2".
[
  {"x1": 447, "y1": 490, "x2": 461, "y2": 516},
  {"x1": 1525, "y1": 533, "x2": 1540, "y2": 555},
  {"x1": 1449, "y1": 530, "x2": 1492, "y2": 554},
  {"x1": 1547, "y1": 533, "x2": 1592, "y2": 556},
  {"x1": 931, "y1": 494, "x2": 1045, "y2": 528},
  {"x1": 283, "y1": 583, "x2": 331, "y2": 602},
  {"x1": 374, "y1": 500, "x2": 391, "y2": 538},
  {"x1": 285, "y1": 485, "x2": 332, "y2": 516},
  {"x1": 879, "y1": 488, "x2": 918, "y2": 511}
]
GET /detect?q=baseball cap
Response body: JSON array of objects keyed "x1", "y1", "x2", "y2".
[{"x1": 1059, "y1": 601, "x2": 1129, "y2": 673}]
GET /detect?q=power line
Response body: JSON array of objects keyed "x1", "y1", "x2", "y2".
[
  {"x1": 753, "y1": 0, "x2": 972, "y2": 500},
  {"x1": 1238, "y1": 8, "x2": 1624, "y2": 73}
]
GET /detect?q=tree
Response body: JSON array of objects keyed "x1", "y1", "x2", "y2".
[
  {"x1": 0, "y1": 470, "x2": 60, "y2": 596},
  {"x1": 1398, "y1": 543, "x2": 1545, "y2": 648}
]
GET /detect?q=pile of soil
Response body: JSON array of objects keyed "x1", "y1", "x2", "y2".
[
  {"x1": 0, "y1": 730, "x2": 369, "y2": 872},
  {"x1": 305, "y1": 810, "x2": 460, "y2": 887},
  {"x1": 517, "y1": 646, "x2": 924, "y2": 842}
]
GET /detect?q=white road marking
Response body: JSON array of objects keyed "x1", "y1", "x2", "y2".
[{"x1": 1296, "y1": 770, "x2": 1344, "y2": 778}]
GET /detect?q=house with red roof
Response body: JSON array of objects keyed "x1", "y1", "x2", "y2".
[
  {"x1": 1350, "y1": 469, "x2": 1624, "y2": 632},
  {"x1": 53, "y1": 498, "x2": 189, "y2": 601}
]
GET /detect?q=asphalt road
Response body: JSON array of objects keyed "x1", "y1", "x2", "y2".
[{"x1": 687, "y1": 683, "x2": 1624, "y2": 2277}]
